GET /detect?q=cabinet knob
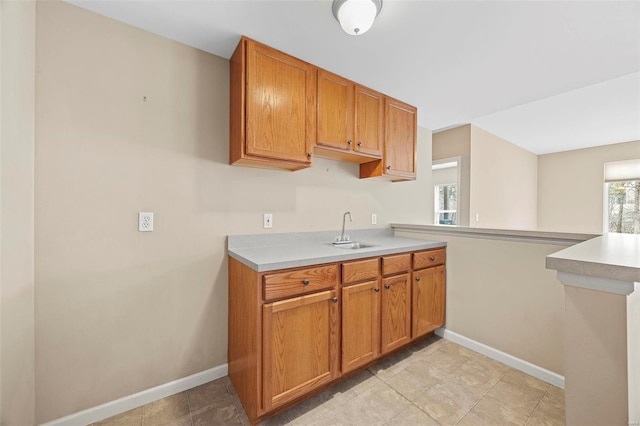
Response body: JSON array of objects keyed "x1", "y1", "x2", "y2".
[
  {"x1": 347, "y1": 140, "x2": 352, "y2": 145},
  {"x1": 429, "y1": 256, "x2": 436, "y2": 261},
  {"x1": 332, "y1": 297, "x2": 338, "y2": 303},
  {"x1": 302, "y1": 279, "x2": 310, "y2": 285},
  {"x1": 415, "y1": 277, "x2": 421, "y2": 282},
  {"x1": 374, "y1": 287, "x2": 380, "y2": 292},
  {"x1": 357, "y1": 141, "x2": 362, "y2": 147},
  {"x1": 386, "y1": 165, "x2": 391, "y2": 170},
  {"x1": 307, "y1": 152, "x2": 313, "y2": 158},
  {"x1": 384, "y1": 284, "x2": 391, "y2": 290}
]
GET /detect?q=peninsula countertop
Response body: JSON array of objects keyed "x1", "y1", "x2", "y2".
[{"x1": 227, "y1": 228, "x2": 446, "y2": 272}]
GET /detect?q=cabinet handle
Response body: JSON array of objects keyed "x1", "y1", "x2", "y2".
[
  {"x1": 374, "y1": 287, "x2": 380, "y2": 292},
  {"x1": 332, "y1": 297, "x2": 338, "y2": 303},
  {"x1": 347, "y1": 140, "x2": 352, "y2": 145},
  {"x1": 357, "y1": 141, "x2": 362, "y2": 147},
  {"x1": 429, "y1": 256, "x2": 436, "y2": 261},
  {"x1": 302, "y1": 279, "x2": 310, "y2": 285},
  {"x1": 415, "y1": 277, "x2": 421, "y2": 282},
  {"x1": 307, "y1": 152, "x2": 313, "y2": 158},
  {"x1": 386, "y1": 165, "x2": 391, "y2": 170},
  {"x1": 384, "y1": 284, "x2": 391, "y2": 290}
]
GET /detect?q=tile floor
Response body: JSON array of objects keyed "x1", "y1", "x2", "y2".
[{"x1": 91, "y1": 336, "x2": 565, "y2": 426}]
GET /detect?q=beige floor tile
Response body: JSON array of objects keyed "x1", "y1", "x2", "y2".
[
  {"x1": 438, "y1": 340, "x2": 478, "y2": 359},
  {"x1": 413, "y1": 380, "x2": 480, "y2": 425},
  {"x1": 474, "y1": 378, "x2": 544, "y2": 425},
  {"x1": 191, "y1": 395, "x2": 242, "y2": 426},
  {"x1": 187, "y1": 378, "x2": 230, "y2": 412},
  {"x1": 379, "y1": 362, "x2": 442, "y2": 401},
  {"x1": 310, "y1": 383, "x2": 409, "y2": 426},
  {"x1": 385, "y1": 405, "x2": 440, "y2": 426},
  {"x1": 285, "y1": 393, "x2": 331, "y2": 425},
  {"x1": 95, "y1": 407, "x2": 142, "y2": 426},
  {"x1": 500, "y1": 370, "x2": 550, "y2": 398},
  {"x1": 417, "y1": 347, "x2": 469, "y2": 374},
  {"x1": 465, "y1": 351, "x2": 510, "y2": 375},
  {"x1": 368, "y1": 352, "x2": 411, "y2": 379},
  {"x1": 544, "y1": 386, "x2": 565, "y2": 406},
  {"x1": 526, "y1": 395, "x2": 565, "y2": 426},
  {"x1": 229, "y1": 392, "x2": 251, "y2": 426},
  {"x1": 445, "y1": 359, "x2": 505, "y2": 396},
  {"x1": 143, "y1": 392, "x2": 191, "y2": 426},
  {"x1": 457, "y1": 409, "x2": 497, "y2": 426}
]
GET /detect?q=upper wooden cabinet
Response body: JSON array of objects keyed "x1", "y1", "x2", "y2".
[
  {"x1": 315, "y1": 69, "x2": 383, "y2": 163},
  {"x1": 230, "y1": 37, "x2": 316, "y2": 171},
  {"x1": 360, "y1": 97, "x2": 417, "y2": 181}
]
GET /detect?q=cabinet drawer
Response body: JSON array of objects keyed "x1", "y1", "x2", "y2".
[
  {"x1": 382, "y1": 254, "x2": 411, "y2": 276},
  {"x1": 264, "y1": 265, "x2": 338, "y2": 301},
  {"x1": 342, "y1": 258, "x2": 379, "y2": 285},
  {"x1": 413, "y1": 249, "x2": 446, "y2": 270}
]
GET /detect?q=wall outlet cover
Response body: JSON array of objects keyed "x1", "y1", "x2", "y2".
[
  {"x1": 263, "y1": 213, "x2": 273, "y2": 229},
  {"x1": 139, "y1": 212, "x2": 154, "y2": 232}
]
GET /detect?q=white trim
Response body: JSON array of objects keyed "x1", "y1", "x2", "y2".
[
  {"x1": 40, "y1": 363, "x2": 228, "y2": 426},
  {"x1": 556, "y1": 271, "x2": 636, "y2": 296},
  {"x1": 435, "y1": 328, "x2": 565, "y2": 389}
]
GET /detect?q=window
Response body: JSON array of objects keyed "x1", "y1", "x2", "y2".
[
  {"x1": 435, "y1": 184, "x2": 457, "y2": 225},
  {"x1": 604, "y1": 159, "x2": 640, "y2": 234},
  {"x1": 607, "y1": 180, "x2": 640, "y2": 234}
]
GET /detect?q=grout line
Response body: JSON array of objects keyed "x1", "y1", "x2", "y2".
[
  {"x1": 453, "y1": 367, "x2": 511, "y2": 426},
  {"x1": 185, "y1": 390, "x2": 194, "y2": 426},
  {"x1": 524, "y1": 386, "x2": 550, "y2": 426}
]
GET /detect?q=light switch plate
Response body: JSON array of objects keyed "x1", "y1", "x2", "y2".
[
  {"x1": 371, "y1": 213, "x2": 377, "y2": 225},
  {"x1": 139, "y1": 212, "x2": 154, "y2": 232}
]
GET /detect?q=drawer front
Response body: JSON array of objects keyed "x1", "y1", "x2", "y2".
[
  {"x1": 342, "y1": 258, "x2": 379, "y2": 285},
  {"x1": 264, "y1": 265, "x2": 338, "y2": 301},
  {"x1": 381, "y1": 253, "x2": 411, "y2": 276},
  {"x1": 413, "y1": 249, "x2": 446, "y2": 270}
]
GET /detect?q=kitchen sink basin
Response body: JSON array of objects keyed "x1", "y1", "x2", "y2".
[{"x1": 332, "y1": 242, "x2": 374, "y2": 250}]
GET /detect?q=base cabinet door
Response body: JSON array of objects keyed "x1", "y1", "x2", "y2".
[
  {"x1": 381, "y1": 274, "x2": 411, "y2": 354},
  {"x1": 412, "y1": 265, "x2": 446, "y2": 339},
  {"x1": 341, "y1": 280, "x2": 380, "y2": 373},
  {"x1": 262, "y1": 290, "x2": 339, "y2": 411}
]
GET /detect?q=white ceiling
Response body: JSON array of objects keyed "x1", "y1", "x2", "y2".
[{"x1": 66, "y1": 0, "x2": 640, "y2": 155}]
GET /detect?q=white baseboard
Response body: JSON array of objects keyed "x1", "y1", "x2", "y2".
[
  {"x1": 435, "y1": 328, "x2": 565, "y2": 389},
  {"x1": 40, "y1": 363, "x2": 228, "y2": 426}
]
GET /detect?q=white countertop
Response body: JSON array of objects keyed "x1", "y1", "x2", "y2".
[
  {"x1": 227, "y1": 228, "x2": 446, "y2": 272},
  {"x1": 546, "y1": 233, "x2": 640, "y2": 284}
]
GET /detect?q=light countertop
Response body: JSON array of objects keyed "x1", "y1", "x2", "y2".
[
  {"x1": 227, "y1": 228, "x2": 446, "y2": 272},
  {"x1": 546, "y1": 233, "x2": 640, "y2": 283}
]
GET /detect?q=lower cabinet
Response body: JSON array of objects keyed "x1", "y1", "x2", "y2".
[
  {"x1": 228, "y1": 246, "x2": 446, "y2": 424},
  {"x1": 381, "y1": 273, "x2": 412, "y2": 354},
  {"x1": 341, "y1": 280, "x2": 380, "y2": 373},
  {"x1": 412, "y1": 264, "x2": 446, "y2": 338},
  {"x1": 263, "y1": 290, "x2": 340, "y2": 411}
]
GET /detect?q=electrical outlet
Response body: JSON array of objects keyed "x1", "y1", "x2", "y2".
[
  {"x1": 263, "y1": 213, "x2": 273, "y2": 229},
  {"x1": 139, "y1": 212, "x2": 154, "y2": 232},
  {"x1": 371, "y1": 213, "x2": 377, "y2": 225}
]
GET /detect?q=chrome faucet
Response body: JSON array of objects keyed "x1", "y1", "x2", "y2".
[{"x1": 334, "y1": 211, "x2": 353, "y2": 244}]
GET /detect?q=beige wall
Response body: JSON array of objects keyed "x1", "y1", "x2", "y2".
[
  {"x1": 397, "y1": 231, "x2": 565, "y2": 375},
  {"x1": 432, "y1": 124, "x2": 471, "y2": 160},
  {"x1": 34, "y1": 2, "x2": 433, "y2": 422},
  {"x1": 470, "y1": 125, "x2": 538, "y2": 230},
  {"x1": 538, "y1": 140, "x2": 640, "y2": 234},
  {"x1": 0, "y1": 1, "x2": 37, "y2": 425}
]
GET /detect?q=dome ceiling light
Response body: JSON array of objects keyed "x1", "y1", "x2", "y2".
[{"x1": 332, "y1": 0, "x2": 383, "y2": 36}]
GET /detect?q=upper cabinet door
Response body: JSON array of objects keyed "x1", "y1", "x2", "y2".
[
  {"x1": 384, "y1": 98, "x2": 417, "y2": 180},
  {"x1": 354, "y1": 85, "x2": 383, "y2": 158},
  {"x1": 244, "y1": 39, "x2": 316, "y2": 165},
  {"x1": 317, "y1": 70, "x2": 353, "y2": 151}
]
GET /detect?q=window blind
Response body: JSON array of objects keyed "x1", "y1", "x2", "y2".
[{"x1": 604, "y1": 159, "x2": 640, "y2": 183}]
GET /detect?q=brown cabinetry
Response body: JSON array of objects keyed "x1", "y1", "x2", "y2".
[
  {"x1": 228, "y1": 246, "x2": 445, "y2": 424},
  {"x1": 230, "y1": 37, "x2": 316, "y2": 171},
  {"x1": 263, "y1": 290, "x2": 340, "y2": 411},
  {"x1": 412, "y1": 250, "x2": 446, "y2": 339},
  {"x1": 315, "y1": 69, "x2": 383, "y2": 163},
  {"x1": 360, "y1": 97, "x2": 417, "y2": 181}
]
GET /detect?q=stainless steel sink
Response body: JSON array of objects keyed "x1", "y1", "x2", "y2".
[{"x1": 332, "y1": 242, "x2": 374, "y2": 250}]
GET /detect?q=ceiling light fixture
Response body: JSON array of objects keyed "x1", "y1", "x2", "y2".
[{"x1": 332, "y1": 0, "x2": 383, "y2": 36}]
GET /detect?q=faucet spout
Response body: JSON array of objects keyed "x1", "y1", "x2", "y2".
[{"x1": 339, "y1": 211, "x2": 353, "y2": 243}]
